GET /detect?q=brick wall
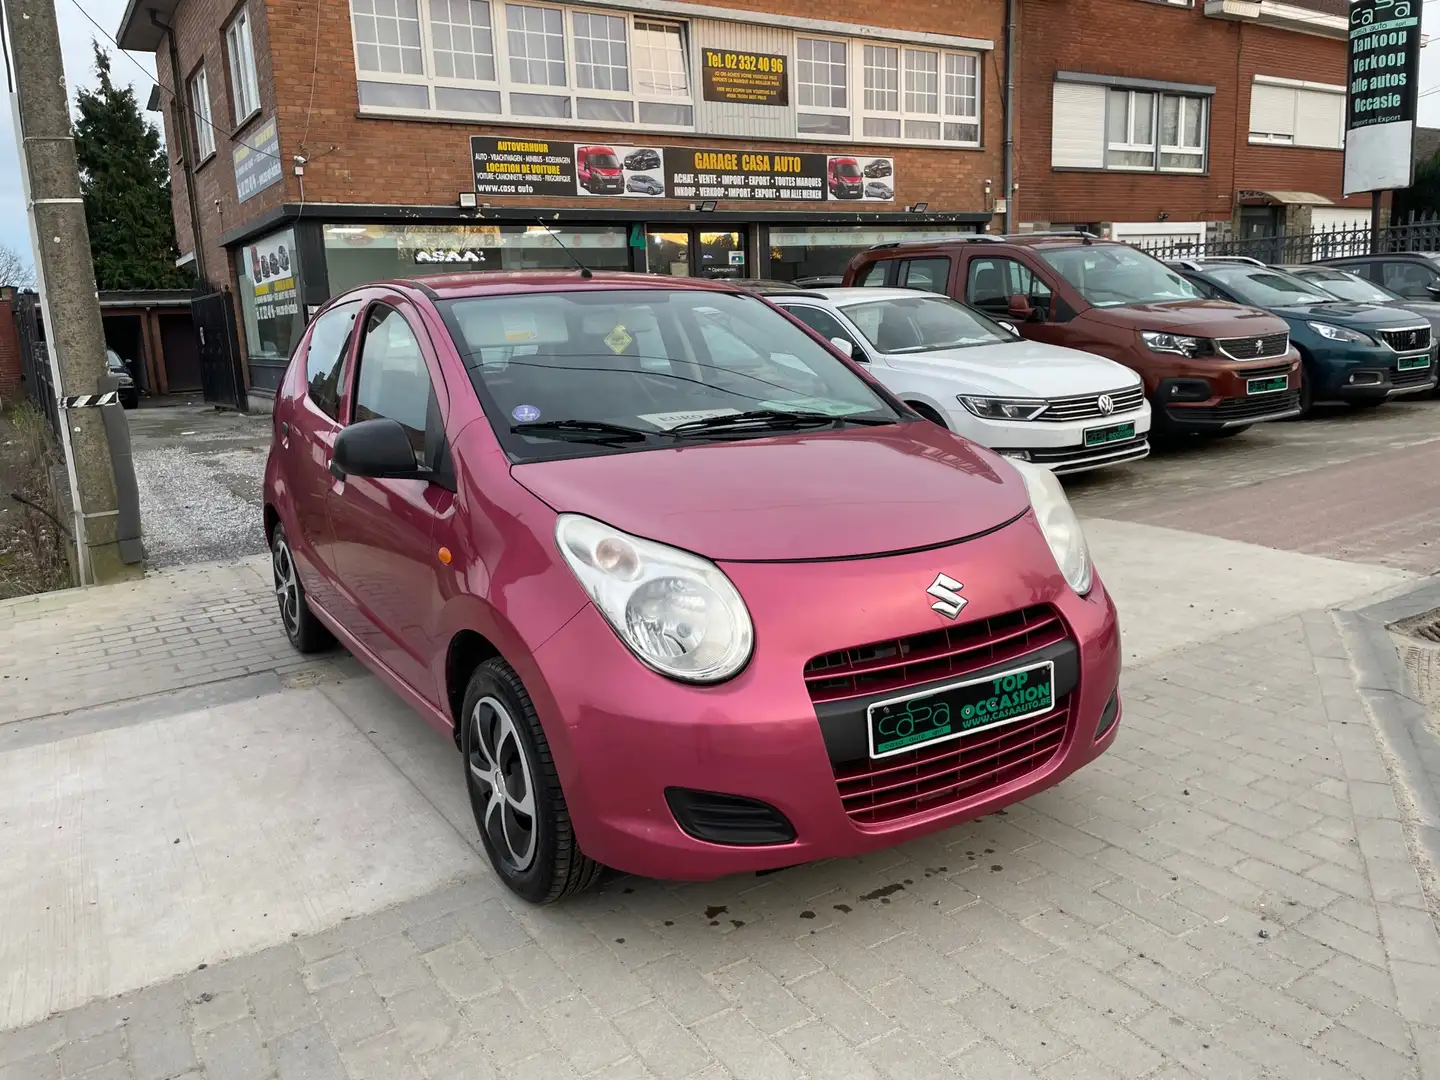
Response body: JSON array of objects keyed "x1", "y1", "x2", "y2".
[
  {"x1": 1014, "y1": 0, "x2": 1367, "y2": 227},
  {"x1": 0, "y1": 295, "x2": 21, "y2": 406}
]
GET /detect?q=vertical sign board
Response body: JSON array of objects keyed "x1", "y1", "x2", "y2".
[{"x1": 1343, "y1": 0, "x2": 1423, "y2": 195}]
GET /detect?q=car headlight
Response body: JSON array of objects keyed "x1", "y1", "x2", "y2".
[
  {"x1": 1306, "y1": 321, "x2": 1374, "y2": 344},
  {"x1": 1008, "y1": 459, "x2": 1093, "y2": 596},
  {"x1": 1141, "y1": 331, "x2": 1203, "y2": 357},
  {"x1": 958, "y1": 396, "x2": 1048, "y2": 421},
  {"x1": 555, "y1": 514, "x2": 754, "y2": 683}
]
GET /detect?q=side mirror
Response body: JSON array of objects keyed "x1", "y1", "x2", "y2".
[
  {"x1": 331, "y1": 418, "x2": 424, "y2": 481},
  {"x1": 830, "y1": 336, "x2": 865, "y2": 362},
  {"x1": 1007, "y1": 293, "x2": 1038, "y2": 321},
  {"x1": 1425, "y1": 281, "x2": 1440, "y2": 298},
  {"x1": 996, "y1": 320, "x2": 1018, "y2": 336}
]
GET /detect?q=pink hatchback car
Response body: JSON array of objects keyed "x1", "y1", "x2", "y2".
[{"x1": 263, "y1": 271, "x2": 1122, "y2": 904}]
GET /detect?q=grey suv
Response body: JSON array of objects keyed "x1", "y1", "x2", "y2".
[{"x1": 1319, "y1": 252, "x2": 1440, "y2": 302}]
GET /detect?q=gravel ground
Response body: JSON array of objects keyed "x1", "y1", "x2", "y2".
[{"x1": 128, "y1": 405, "x2": 271, "y2": 568}]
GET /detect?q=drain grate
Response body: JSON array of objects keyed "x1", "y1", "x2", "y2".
[{"x1": 1390, "y1": 609, "x2": 1440, "y2": 644}]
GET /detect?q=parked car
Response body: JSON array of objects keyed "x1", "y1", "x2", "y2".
[
  {"x1": 1169, "y1": 258, "x2": 1436, "y2": 412},
  {"x1": 844, "y1": 234, "x2": 1303, "y2": 438},
  {"x1": 864, "y1": 159, "x2": 892, "y2": 178},
  {"x1": 623, "y1": 148, "x2": 661, "y2": 172},
  {"x1": 576, "y1": 146, "x2": 624, "y2": 194},
  {"x1": 264, "y1": 272, "x2": 1122, "y2": 902},
  {"x1": 1318, "y1": 251, "x2": 1440, "y2": 302},
  {"x1": 828, "y1": 156, "x2": 863, "y2": 199},
  {"x1": 726, "y1": 278, "x2": 803, "y2": 291},
  {"x1": 106, "y1": 348, "x2": 138, "y2": 409},
  {"x1": 626, "y1": 173, "x2": 664, "y2": 196},
  {"x1": 793, "y1": 275, "x2": 844, "y2": 287},
  {"x1": 865, "y1": 181, "x2": 893, "y2": 200},
  {"x1": 1282, "y1": 263, "x2": 1440, "y2": 332},
  {"x1": 770, "y1": 288, "x2": 1150, "y2": 474}
]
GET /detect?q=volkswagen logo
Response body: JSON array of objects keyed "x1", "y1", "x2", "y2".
[{"x1": 1096, "y1": 394, "x2": 1114, "y2": 416}]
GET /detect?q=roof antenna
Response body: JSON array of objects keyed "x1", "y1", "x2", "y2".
[{"x1": 538, "y1": 217, "x2": 592, "y2": 278}]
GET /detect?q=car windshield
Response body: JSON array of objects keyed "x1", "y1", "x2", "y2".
[
  {"x1": 1037, "y1": 244, "x2": 1201, "y2": 307},
  {"x1": 1298, "y1": 270, "x2": 1397, "y2": 303},
  {"x1": 106, "y1": 350, "x2": 125, "y2": 372},
  {"x1": 1209, "y1": 267, "x2": 1334, "y2": 307},
  {"x1": 590, "y1": 153, "x2": 619, "y2": 168},
  {"x1": 439, "y1": 288, "x2": 901, "y2": 460},
  {"x1": 836, "y1": 162, "x2": 861, "y2": 177},
  {"x1": 840, "y1": 295, "x2": 1013, "y2": 352}
]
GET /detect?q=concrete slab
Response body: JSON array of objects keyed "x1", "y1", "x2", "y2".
[
  {"x1": 1085, "y1": 518, "x2": 1416, "y2": 667},
  {"x1": 0, "y1": 687, "x2": 479, "y2": 1030}
]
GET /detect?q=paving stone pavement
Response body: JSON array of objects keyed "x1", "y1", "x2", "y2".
[{"x1": 3, "y1": 609, "x2": 1437, "y2": 1080}]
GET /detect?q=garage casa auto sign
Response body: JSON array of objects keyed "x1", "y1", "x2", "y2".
[{"x1": 471, "y1": 136, "x2": 895, "y2": 202}]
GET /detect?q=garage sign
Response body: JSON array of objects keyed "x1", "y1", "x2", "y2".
[{"x1": 1343, "y1": 0, "x2": 1422, "y2": 194}]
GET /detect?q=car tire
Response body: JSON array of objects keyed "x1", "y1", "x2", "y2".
[
  {"x1": 461, "y1": 657, "x2": 604, "y2": 904},
  {"x1": 270, "y1": 522, "x2": 335, "y2": 654},
  {"x1": 906, "y1": 402, "x2": 948, "y2": 429},
  {"x1": 1297, "y1": 362, "x2": 1316, "y2": 417}
]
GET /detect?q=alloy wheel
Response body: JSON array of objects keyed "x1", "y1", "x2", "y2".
[
  {"x1": 468, "y1": 695, "x2": 539, "y2": 872},
  {"x1": 272, "y1": 538, "x2": 301, "y2": 639}
]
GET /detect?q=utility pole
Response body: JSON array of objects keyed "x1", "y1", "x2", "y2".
[{"x1": 4, "y1": 0, "x2": 140, "y2": 584}]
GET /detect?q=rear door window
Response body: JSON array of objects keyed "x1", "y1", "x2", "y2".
[{"x1": 898, "y1": 258, "x2": 952, "y2": 294}]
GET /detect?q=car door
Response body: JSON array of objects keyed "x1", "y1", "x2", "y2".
[
  {"x1": 963, "y1": 255, "x2": 1066, "y2": 348},
  {"x1": 326, "y1": 299, "x2": 455, "y2": 702},
  {"x1": 286, "y1": 298, "x2": 364, "y2": 607},
  {"x1": 1380, "y1": 259, "x2": 1440, "y2": 301}
]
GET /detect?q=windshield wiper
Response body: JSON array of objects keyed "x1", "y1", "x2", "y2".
[
  {"x1": 511, "y1": 419, "x2": 656, "y2": 444},
  {"x1": 668, "y1": 409, "x2": 891, "y2": 436}
]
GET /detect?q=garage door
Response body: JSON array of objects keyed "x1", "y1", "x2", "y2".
[{"x1": 1311, "y1": 208, "x2": 1370, "y2": 231}]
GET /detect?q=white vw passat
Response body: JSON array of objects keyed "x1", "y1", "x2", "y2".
[{"x1": 771, "y1": 288, "x2": 1151, "y2": 475}]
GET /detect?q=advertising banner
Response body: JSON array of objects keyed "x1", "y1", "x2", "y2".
[
  {"x1": 701, "y1": 48, "x2": 789, "y2": 106},
  {"x1": 472, "y1": 136, "x2": 894, "y2": 201},
  {"x1": 1343, "y1": 0, "x2": 1423, "y2": 194},
  {"x1": 233, "y1": 117, "x2": 282, "y2": 203}
]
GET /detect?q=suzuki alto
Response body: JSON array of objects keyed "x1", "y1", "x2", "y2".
[{"x1": 263, "y1": 272, "x2": 1122, "y2": 903}]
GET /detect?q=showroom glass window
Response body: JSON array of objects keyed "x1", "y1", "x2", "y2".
[{"x1": 234, "y1": 227, "x2": 305, "y2": 394}]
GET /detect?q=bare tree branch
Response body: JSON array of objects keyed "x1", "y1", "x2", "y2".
[{"x1": 0, "y1": 244, "x2": 37, "y2": 289}]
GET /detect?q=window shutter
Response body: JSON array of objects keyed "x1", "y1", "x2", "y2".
[
  {"x1": 1295, "y1": 88, "x2": 1344, "y2": 148},
  {"x1": 1249, "y1": 83, "x2": 1296, "y2": 138},
  {"x1": 1051, "y1": 82, "x2": 1106, "y2": 168}
]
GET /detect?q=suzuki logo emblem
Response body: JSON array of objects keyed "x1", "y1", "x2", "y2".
[
  {"x1": 1096, "y1": 394, "x2": 1114, "y2": 416},
  {"x1": 927, "y1": 573, "x2": 968, "y2": 619}
]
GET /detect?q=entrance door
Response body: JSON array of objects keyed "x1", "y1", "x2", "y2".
[
  {"x1": 191, "y1": 290, "x2": 247, "y2": 408},
  {"x1": 645, "y1": 227, "x2": 749, "y2": 277}
]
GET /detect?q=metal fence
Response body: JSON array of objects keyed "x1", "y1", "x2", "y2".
[
  {"x1": 12, "y1": 290, "x2": 58, "y2": 433},
  {"x1": 1132, "y1": 217, "x2": 1440, "y2": 267}
]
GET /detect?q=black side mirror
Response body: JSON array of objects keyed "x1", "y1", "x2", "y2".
[
  {"x1": 331, "y1": 418, "x2": 425, "y2": 481},
  {"x1": 1425, "y1": 281, "x2": 1440, "y2": 298}
]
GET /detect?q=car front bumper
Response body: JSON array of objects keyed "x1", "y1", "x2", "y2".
[
  {"x1": 1147, "y1": 351, "x2": 1303, "y2": 430},
  {"x1": 528, "y1": 515, "x2": 1121, "y2": 881},
  {"x1": 953, "y1": 403, "x2": 1152, "y2": 475}
]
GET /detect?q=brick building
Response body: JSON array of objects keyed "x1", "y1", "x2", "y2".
[
  {"x1": 117, "y1": 0, "x2": 1012, "y2": 401},
  {"x1": 1014, "y1": 0, "x2": 1371, "y2": 250}
]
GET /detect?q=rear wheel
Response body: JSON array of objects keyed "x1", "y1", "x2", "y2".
[
  {"x1": 270, "y1": 522, "x2": 334, "y2": 653},
  {"x1": 461, "y1": 657, "x2": 603, "y2": 904}
]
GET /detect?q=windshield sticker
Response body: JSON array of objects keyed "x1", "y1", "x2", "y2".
[
  {"x1": 511, "y1": 404, "x2": 541, "y2": 423},
  {"x1": 758, "y1": 397, "x2": 871, "y2": 417},
  {"x1": 501, "y1": 312, "x2": 539, "y2": 343},
  {"x1": 637, "y1": 408, "x2": 741, "y2": 430},
  {"x1": 604, "y1": 324, "x2": 634, "y2": 354}
]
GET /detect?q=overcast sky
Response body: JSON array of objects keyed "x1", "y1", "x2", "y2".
[{"x1": 2, "y1": 4, "x2": 1440, "y2": 267}]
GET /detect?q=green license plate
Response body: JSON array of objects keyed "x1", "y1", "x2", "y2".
[
  {"x1": 1398, "y1": 355, "x2": 1432, "y2": 371},
  {"x1": 1247, "y1": 375, "x2": 1288, "y2": 394},
  {"x1": 867, "y1": 661, "x2": 1056, "y2": 759},
  {"x1": 1084, "y1": 421, "x2": 1136, "y2": 447}
]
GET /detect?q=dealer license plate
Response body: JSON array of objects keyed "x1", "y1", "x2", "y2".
[
  {"x1": 1398, "y1": 355, "x2": 1432, "y2": 371},
  {"x1": 1247, "y1": 375, "x2": 1288, "y2": 395},
  {"x1": 1084, "y1": 421, "x2": 1136, "y2": 447},
  {"x1": 866, "y1": 661, "x2": 1056, "y2": 760}
]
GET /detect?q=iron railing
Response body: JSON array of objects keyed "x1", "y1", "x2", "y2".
[{"x1": 1132, "y1": 216, "x2": 1440, "y2": 267}]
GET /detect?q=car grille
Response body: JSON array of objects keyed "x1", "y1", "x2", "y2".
[
  {"x1": 1216, "y1": 331, "x2": 1290, "y2": 360},
  {"x1": 1239, "y1": 363, "x2": 1293, "y2": 381},
  {"x1": 1025, "y1": 436, "x2": 1150, "y2": 471},
  {"x1": 1378, "y1": 326, "x2": 1431, "y2": 353},
  {"x1": 1168, "y1": 391, "x2": 1301, "y2": 424},
  {"x1": 834, "y1": 700, "x2": 1070, "y2": 825},
  {"x1": 803, "y1": 604, "x2": 1068, "y2": 705},
  {"x1": 1038, "y1": 385, "x2": 1147, "y2": 422},
  {"x1": 1393, "y1": 365, "x2": 1437, "y2": 389}
]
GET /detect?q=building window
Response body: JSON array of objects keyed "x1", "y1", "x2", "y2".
[
  {"x1": 1052, "y1": 79, "x2": 1208, "y2": 173},
  {"x1": 1248, "y1": 77, "x2": 1344, "y2": 149},
  {"x1": 863, "y1": 43, "x2": 978, "y2": 145},
  {"x1": 572, "y1": 11, "x2": 628, "y2": 91},
  {"x1": 506, "y1": 4, "x2": 566, "y2": 86},
  {"x1": 631, "y1": 21, "x2": 690, "y2": 126},
  {"x1": 430, "y1": 0, "x2": 495, "y2": 82},
  {"x1": 225, "y1": 7, "x2": 261, "y2": 123},
  {"x1": 188, "y1": 67, "x2": 215, "y2": 160},
  {"x1": 796, "y1": 37, "x2": 848, "y2": 135}
]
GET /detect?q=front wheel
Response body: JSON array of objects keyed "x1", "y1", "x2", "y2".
[
  {"x1": 461, "y1": 657, "x2": 603, "y2": 904},
  {"x1": 270, "y1": 522, "x2": 334, "y2": 653}
]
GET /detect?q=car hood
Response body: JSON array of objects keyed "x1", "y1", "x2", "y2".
[
  {"x1": 1275, "y1": 301, "x2": 1434, "y2": 327},
  {"x1": 881, "y1": 340, "x2": 1140, "y2": 398},
  {"x1": 1087, "y1": 299, "x2": 1288, "y2": 335},
  {"x1": 510, "y1": 424, "x2": 1030, "y2": 561}
]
